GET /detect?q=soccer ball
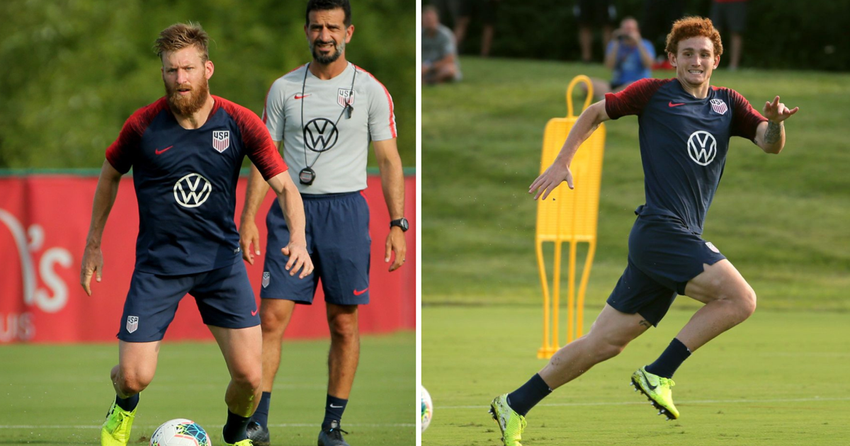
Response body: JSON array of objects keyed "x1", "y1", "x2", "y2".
[
  {"x1": 421, "y1": 386, "x2": 433, "y2": 432},
  {"x1": 150, "y1": 419, "x2": 211, "y2": 446}
]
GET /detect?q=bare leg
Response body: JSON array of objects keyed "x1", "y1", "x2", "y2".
[
  {"x1": 539, "y1": 304, "x2": 651, "y2": 389},
  {"x1": 326, "y1": 303, "x2": 360, "y2": 398},
  {"x1": 678, "y1": 259, "x2": 757, "y2": 351},
  {"x1": 454, "y1": 16, "x2": 471, "y2": 49},
  {"x1": 481, "y1": 25, "x2": 494, "y2": 57},
  {"x1": 729, "y1": 33, "x2": 742, "y2": 69},
  {"x1": 112, "y1": 340, "x2": 160, "y2": 397},
  {"x1": 579, "y1": 25, "x2": 593, "y2": 62},
  {"x1": 258, "y1": 299, "x2": 297, "y2": 392},
  {"x1": 209, "y1": 325, "x2": 263, "y2": 416}
]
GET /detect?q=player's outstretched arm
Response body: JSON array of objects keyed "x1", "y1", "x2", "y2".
[
  {"x1": 266, "y1": 171, "x2": 313, "y2": 279},
  {"x1": 756, "y1": 95, "x2": 799, "y2": 154},
  {"x1": 374, "y1": 138, "x2": 407, "y2": 272},
  {"x1": 239, "y1": 161, "x2": 273, "y2": 264},
  {"x1": 80, "y1": 160, "x2": 122, "y2": 296},
  {"x1": 529, "y1": 100, "x2": 610, "y2": 200}
]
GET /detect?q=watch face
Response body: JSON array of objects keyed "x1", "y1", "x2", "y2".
[{"x1": 392, "y1": 218, "x2": 409, "y2": 231}]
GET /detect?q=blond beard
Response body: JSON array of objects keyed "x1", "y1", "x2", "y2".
[{"x1": 166, "y1": 78, "x2": 210, "y2": 117}]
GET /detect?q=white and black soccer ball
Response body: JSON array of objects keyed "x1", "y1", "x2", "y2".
[
  {"x1": 150, "y1": 419, "x2": 211, "y2": 446},
  {"x1": 421, "y1": 386, "x2": 433, "y2": 432}
]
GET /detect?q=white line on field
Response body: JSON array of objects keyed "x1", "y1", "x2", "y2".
[
  {"x1": 441, "y1": 396, "x2": 850, "y2": 410},
  {"x1": 0, "y1": 423, "x2": 414, "y2": 429}
]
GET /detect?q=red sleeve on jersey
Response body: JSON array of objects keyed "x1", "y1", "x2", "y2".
[
  {"x1": 105, "y1": 98, "x2": 166, "y2": 173},
  {"x1": 218, "y1": 97, "x2": 288, "y2": 180},
  {"x1": 605, "y1": 78, "x2": 669, "y2": 119},
  {"x1": 726, "y1": 88, "x2": 768, "y2": 141}
]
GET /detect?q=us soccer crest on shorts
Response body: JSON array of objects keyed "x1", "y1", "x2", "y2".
[{"x1": 126, "y1": 315, "x2": 139, "y2": 333}]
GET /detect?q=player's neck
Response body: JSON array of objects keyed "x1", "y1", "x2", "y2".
[
  {"x1": 309, "y1": 57, "x2": 349, "y2": 80},
  {"x1": 173, "y1": 95, "x2": 215, "y2": 130},
  {"x1": 676, "y1": 77, "x2": 711, "y2": 99}
]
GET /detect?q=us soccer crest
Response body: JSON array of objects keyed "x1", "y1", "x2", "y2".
[
  {"x1": 262, "y1": 272, "x2": 270, "y2": 288},
  {"x1": 338, "y1": 88, "x2": 355, "y2": 108},
  {"x1": 126, "y1": 315, "x2": 139, "y2": 333},
  {"x1": 710, "y1": 99, "x2": 728, "y2": 115},
  {"x1": 212, "y1": 130, "x2": 230, "y2": 153}
]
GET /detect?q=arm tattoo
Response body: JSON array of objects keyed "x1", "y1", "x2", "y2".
[{"x1": 764, "y1": 121, "x2": 782, "y2": 145}]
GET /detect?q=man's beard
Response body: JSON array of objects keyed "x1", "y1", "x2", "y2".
[
  {"x1": 310, "y1": 39, "x2": 345, "y2": 64},
  {"x1": 165, "y1": 78, "x2": 209, "y2": 117}
]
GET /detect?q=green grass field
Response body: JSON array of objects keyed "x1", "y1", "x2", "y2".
[
  {"x1": 422, "y1": 57, "x2": 850, "y2": 444},
  {"x1": 0, "y1": 332, "x2": 414, "y2": 446}
]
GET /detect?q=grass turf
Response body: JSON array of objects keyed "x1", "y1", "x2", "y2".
[
  {"x1": 0, "y1": 332, "x2": 414, "y2": 446},
  {"x1": 422, "y1": 305, "x2": 850, "y2": 445}
]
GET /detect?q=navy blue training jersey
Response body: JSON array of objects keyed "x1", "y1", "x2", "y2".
[
  {"x1": 106, "y1": 96, "x2": 287, "y2": 275},
  {"x1": 605, "y1": 78, "x2": 766, "y2": 234}
]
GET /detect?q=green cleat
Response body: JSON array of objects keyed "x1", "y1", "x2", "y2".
[
  {"x1": 631, "y1": 366, "x2": 680, "y2": 420},
  {"x1": 489, "y1": 394, "x2": 527, "y2": 446},
  {"x1": 101, "y1": 401, "x2": 136, "y2": 446},
  {"x1": 220, "y1": 432, "x2": 253, "y2": 446}
]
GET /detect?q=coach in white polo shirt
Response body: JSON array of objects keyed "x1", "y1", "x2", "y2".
[{"x1": 238, "y1": 1, "x2": 407, "y2": 445}]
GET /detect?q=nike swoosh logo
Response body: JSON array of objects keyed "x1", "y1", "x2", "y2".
[
  {"x1": 329, "y1": 404, "x2": 344, "y2": 408},
  {"x1": 641, "y1": 370, "x2": 658, "y2": 390},
  {"x1": 155, "y1": 146, "x2": 173, "y2": 155},
  {"x1": 668, "y1": 102, "x2": 685, "y2": 107},
  {"x1": 251, "y1": 309, "x2": 258, "y2": 316},
  {"x1": 294, "y1": 94, "x2": 311, "y2": 100},
  {"x1": 353, "y1": 288, "x2": 368, "y2": 296}
]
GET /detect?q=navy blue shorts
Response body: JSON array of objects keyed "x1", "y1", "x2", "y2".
[
  {"x1": 607, "y1": 213, "x2": 726, "y2": 326},
  {"x1": 261, "y1": 192, "x2": 371, "y2": 305},
  {"x1": 117, "y1": 259, "x2": 259, "y2": 342}
]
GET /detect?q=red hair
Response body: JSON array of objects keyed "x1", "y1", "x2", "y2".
[{"x1": 665, "y1": 16, "x2": 723, "y2": 57}]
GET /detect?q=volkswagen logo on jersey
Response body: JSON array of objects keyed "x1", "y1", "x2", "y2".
[
  {"x1": 304, "y1": 118, "x2": 339, "y2": 152},
  {"x1": 338, "y1": 88, "x2": 355, "y2": 108},
  {"x1": 173, "y1": 173, "x2": 212, "y2": 208},
  {"x1": 687, "y1": 131, "x2": 718, "y2": 166},
  {"x1": 710, "y1": 99, "x2": 728, "y2": 115},
  {"x1": 212, "y1": 130, "x2": 230, "y2": 153}
]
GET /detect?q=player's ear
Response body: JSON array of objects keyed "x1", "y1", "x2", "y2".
[
  {"x1": 345, "y1": 24, "x2": 354, "y2": 43},
  {"x1": 713, "y1": 55, "x2": 720, "y2": 69},
  {"x1": 668, "y1": 52, "x2": 677, "y2": 67},
  {"x1": 205, "y1": 60, "x2": 214, "y2": 79}
]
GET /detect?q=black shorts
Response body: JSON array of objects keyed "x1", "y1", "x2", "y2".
[
  {"x1": 574, "y1": 0, "x2": 616, "y2": 27},
  {"x1": 607, "y1": 213, "x2": 726, "y2": 326},
  {"x1": 458, "y1": 0, "x2": 499, "y2": 25},
  {"x1": 711, "y1": 1, "x2": 749, "y2": 33}
]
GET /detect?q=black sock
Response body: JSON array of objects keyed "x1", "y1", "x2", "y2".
[
  {"x1": 645, "y1": 338, "x2": 692, "y2": 379},
  {"x1": 222, "y1": 410, "x2": 250, "y2": 443},
  {"x1": 252, "y1": 392, "x2": 271, "y2": 428},
  {"x1": 322, "y1": 394, "x2": 348, "y2": 430},
  {"x1": 115, "y1": 394, "x2": 139, "y2": 412},
  {"x1": 506, "y1": 373, "x2": 552, "y2": 416}
]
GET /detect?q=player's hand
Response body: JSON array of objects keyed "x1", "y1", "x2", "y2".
[
  {"x1": 239, "y1": 219, "x2": 261, "y2": 265},
  {"x1": 762, "y1": 96, "x2": 799, "y2": 123},
  {"x1": 281, "y1": 242, "x2": 313, "y2": 279},
  {"x1": 80, "y1": 244, "x2": 103, "y2": 296},
  {"x1": 529, "y1": 163, "x2": 573, "y2": 200},
  {"x1": 385, "y1": 227, "x2": 407, "y2": 272}
]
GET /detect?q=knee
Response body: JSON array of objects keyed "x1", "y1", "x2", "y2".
[
  {"x1": 735, "y1": 286, "x2": 757, "y2": 320},
  {"x1": 585, "y1": 332, "x2": 629, "y2": 362},
  {"x1": 328, "y1": 316, "x2": 359, "y2": 342},
  {"x1": 231, "y1": 366, "x2": 262, "y2": 393},
  {"x1": 259, "y1": 305, "x2": 292, "y2": 335},
  {"x1": 115, "y1": 369, "x2": 153, "y2": 396}
]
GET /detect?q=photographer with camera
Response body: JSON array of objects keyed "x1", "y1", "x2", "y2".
[{"x1": 588, "y1": 17, "x2": 655, "y2": 98}]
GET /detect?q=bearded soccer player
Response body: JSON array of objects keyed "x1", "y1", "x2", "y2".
[
  {"x1": 80, "y1": 23, "x2": 313, "y2": 446},
  {"x1": 489, "y1": 16, "x2": 798, "y2": 445},
  {"x1": 239, "y1": 1, "x2": 406, "y2": 445}
]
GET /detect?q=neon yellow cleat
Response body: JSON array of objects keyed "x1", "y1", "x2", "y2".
[
  {"x1": 489, "y1": 394, "x2": 527, "y2": 446},
  {"x1": 101, "y1": 401, "x2": 136, "y2": 446},
  {"x1": 220, "y1": 435, "x2": 253, "y2": 446},
  {"x1": 631, "y1": 366, "x2": 680, "y2": 420}
]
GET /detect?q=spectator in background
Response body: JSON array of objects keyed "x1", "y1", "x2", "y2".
[
  {"x1": 423, "y1": 5, "x2": 462, "y2": 85},
  {"x1": 711, "y1": 0, "x2": 748, "y2": 70},
  {"x1": 453, "y1": 0, "x2": 500, "y2": 57},
  {"x1": 575, "y1": 0, "x2": 617, "y2": 63},
  {"x1": 642, "y1": 0, "x2": 687, "y2": 70},
  {"x1": 588, "y1": 17, "x2": 655, "y2": 99}
]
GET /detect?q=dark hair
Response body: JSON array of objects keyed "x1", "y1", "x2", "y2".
[
  {"x1": 306, "y1": 0, "x2": 351, "y2": 26},
  {"x1": 155, "y1": 22, "x2": 210, "y2": 61}
]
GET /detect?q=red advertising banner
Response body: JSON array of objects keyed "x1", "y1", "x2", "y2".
[{"x1": 0, "y1": 174, "x2": 416, "y2": 343}]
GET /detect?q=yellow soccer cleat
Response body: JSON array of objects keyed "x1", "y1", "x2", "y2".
[
  {"x1": 631, "y1": 366, "x2": 680, "y2": 420},
  {"x1": 220, "y1": 435, "x2": 253, "y2": 446},
  {"x1": 101, "y1": 401, "x2": 136, "y2": 446},
  {"x1": 489, "y1": 394, "x2": 527, "y2": 446}
]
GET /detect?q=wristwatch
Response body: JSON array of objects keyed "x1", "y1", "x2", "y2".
[{"x1": 390, "y1": 217, "x2": 409, "y2": 232}]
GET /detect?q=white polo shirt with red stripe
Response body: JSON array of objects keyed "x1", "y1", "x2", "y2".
[{"x1": 263, "y1": 62, "x2": 396, "y2": 194}]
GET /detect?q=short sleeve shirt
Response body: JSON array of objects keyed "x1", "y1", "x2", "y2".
[
  {"x1": 263, "y1": 63, "x2": 397, "y2": 194},
  {"x1": 106, "y1": 96, "x2": 287, "y2": 274},
  {"x1": 607, "y1": 38, "x2": 655, "y2": 86},
  {"x1": 604, "y1": 78, "x2": 766, "y2": 234}
]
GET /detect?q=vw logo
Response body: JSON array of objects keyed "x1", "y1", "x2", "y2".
[
  {"x1": 173, "y1": 173, "x2": 212, "y2": 208},
  {"x1": 303, "y1": 118, "x2": 339, "y2": 152},
  {"x1": 687, "y1": 130, "x2": 717, "y2": 166}
]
